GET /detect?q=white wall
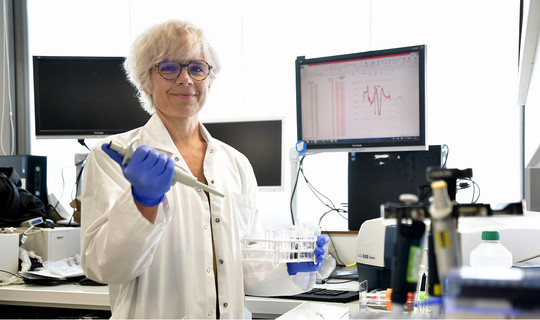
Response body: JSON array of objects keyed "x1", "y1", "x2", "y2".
[{"x1": 26, "y1": 0, "x2": 521, "y2": 231}]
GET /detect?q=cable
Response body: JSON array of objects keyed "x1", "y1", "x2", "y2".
[
  {"x1": 74, "y1": 157, "x2": 86, "y2": 198},
  {"x1": 0, "y1": 270, "x2": 21, "y2": 278},
  {"x1": 289, "y1": 155, "x2": 305, "y2": 225},
  {"x1": 299, "y1": 156, "x2": 347, "y2": 218},
  {"x1": 318, "y1": 208, "x2": 347, "y2": 226},
  {"x1": 441, "y1": 144, "x2": 449, "y2": 169},
  {"x1": 290, "y1": 154, "x2": 348, "y2": 227},
  {"x1": 456, "y1": 177, "x2": 480, "y2": 203},
  {"x1": 0, "y1": 269, "x2": 22, "y2": 286},
  {"x1": 323, "y1": 231, "x2": 346, "y2": 267},
  {"x1": 77, "y1": 139, "x2": 90, "y2": 151},
  {"x1": 325, "y1": 278, "x2": 358, "y2": 284}
]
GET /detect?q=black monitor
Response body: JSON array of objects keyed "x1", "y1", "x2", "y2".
[
  {"x1": 203, "y1": 119, "x2": 283, "y2": 191},
  {"x1": 295, "y1": 45, "x2": 427, "y2": 153},
  {"x1": 347, "y1": 145, "x2": 442, "y2": 230},
  {"x1": 33, "y1": 56, "x2": 151, "y2": 139}
]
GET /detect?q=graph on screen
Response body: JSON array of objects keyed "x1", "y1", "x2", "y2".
[{"x1": 299, "y1": 51, "x2": 420, "y2": 142}]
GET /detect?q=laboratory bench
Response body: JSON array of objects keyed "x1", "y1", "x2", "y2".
[{"x1": 0, "y1": 282, "x2": 359, "y2": 319}]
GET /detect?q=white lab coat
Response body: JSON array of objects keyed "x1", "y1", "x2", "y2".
[{"x1": 81, "y1": 115, "x2": 315, "y2": 319}]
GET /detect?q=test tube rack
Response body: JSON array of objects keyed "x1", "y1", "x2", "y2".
[{"x1": 241, "y1": 237, "x2": 317, "y2": 265}]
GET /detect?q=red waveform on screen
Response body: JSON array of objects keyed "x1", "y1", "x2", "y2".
[{"x1": 362, "y1": 85, "x2": 391, "y2": 116}]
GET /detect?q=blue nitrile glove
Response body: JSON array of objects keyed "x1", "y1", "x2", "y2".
[
  {"x1": 287, "y1": 234, "x2": 330, "y2": 275},
  {"x1": 102, "y1": 143, "x2": 175, "y2": 207}
]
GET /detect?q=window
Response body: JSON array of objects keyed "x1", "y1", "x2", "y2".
[{"x1": 27, "y1": 0, "x2": 519, "y2": 230}]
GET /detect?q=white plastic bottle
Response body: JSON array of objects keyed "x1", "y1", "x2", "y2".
[{"x1": 469, "y1": 231, "x2": 513, "y2": 268}]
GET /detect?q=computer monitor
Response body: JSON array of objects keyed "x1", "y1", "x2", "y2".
[
  {"x1": 347, "y1": 145, "x2": 442, "y2": 230},
  {"x1": 295, "y1": 45, "x2": 427, "y2": 153},
  {"x1": 203, "y1": 119, "x2": 283, "y2": 191},
  {"x1": 33, "y1": 56, "x2": 151, "y2": 139}
]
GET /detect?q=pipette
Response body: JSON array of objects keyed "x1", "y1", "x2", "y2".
[
  {"x1": 429, "y1": 180, "x2": 459, "y2": 283},
  {"x1": 107, "y1": 138, "x2": 225, "y2": 198}
]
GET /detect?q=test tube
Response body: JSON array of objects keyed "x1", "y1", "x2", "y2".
[
  {"x1": 360, "y1": 289, "x2": 415, "y2": 311},
  {"x1": 361, "y1": 289, "x2": 392, "y2": 310}
]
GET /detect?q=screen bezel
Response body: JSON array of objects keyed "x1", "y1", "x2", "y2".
[
  {"x1": 295, "y1": 45, "x2": 427, "y2": 153},
  {"x1": 32, "y1": 55, "x2": 151, "y2": 139}
]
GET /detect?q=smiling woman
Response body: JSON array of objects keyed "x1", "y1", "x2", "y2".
[
  {"x1": 78, "y1": 19, "x2": 330, "y2": 318},
  {"x1": 26, "y1": 0, "x2": 520, "y2": 232}
]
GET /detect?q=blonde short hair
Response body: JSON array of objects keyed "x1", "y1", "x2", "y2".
[{"x1": 124, "y1": 20, "x2": 221, "y2": 113}]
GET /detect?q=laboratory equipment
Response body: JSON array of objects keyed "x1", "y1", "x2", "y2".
[
  {"x1": 355, "y1": 218, "x2": 396, "y2": 290},
  {"x1": 383, "y1": 196, "x2": 427, "y2": 311},
  {"x1": 443, "y1": 267, "x2": 540, "y2": 318},
  {"x1": 360, "y1": 288, "x2": 416, "y2": 311},
  {"x1": 429, "y1": 180, "x2": 460, "y2": 290},
  {"x1": 426, "y1": 167, "x2": 473, "y2": 201},
  {"x1": 17, "y1": 227, "x2": 80, "y2": 261},
  {"x1": 469, "y1": 231, "x2": 512, "y2": 268},
  {"x1": 242, "y1": 226, "x2": 318, "y2": 265},
  {"x1": 108, "y1": 139, "x2": 224, "y2": 198},
  {"x1": 459, "y1": 213, "x2": 540, "y2": 266},
  {"x1": 356, "y1": 201, "x2": 528, "y2": 303},
  {"x1": 0, "y1": 232, "x2": 19, "y2": 282}
]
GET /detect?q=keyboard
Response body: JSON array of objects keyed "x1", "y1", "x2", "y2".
[{"x1": 278, "y1": 287, "x2": 359, "y2": 303}]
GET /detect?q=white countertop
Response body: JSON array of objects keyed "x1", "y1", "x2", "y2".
[
  {"x1": 0, "y1": 283, "x2": 359, "y2": 318},
  {"x1": 0, "y1": 283, "x2": 109, "y2": 310}
]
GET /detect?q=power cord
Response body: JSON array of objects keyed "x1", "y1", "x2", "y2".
[
  {"x1": 323, "y1": 231, "x2": 346, "y2": 267},
  {"x1": 19, "y1": 224, "x2": 37, "y2": 246},
  {"x1": 0, "y1": 270, "x2": 23, "y2": 286},
  {"x1": 289, "y1": 155, "x2": 305, "y2": 225},
  {"x1": 441, "y1": 144, "x2": 449, "y2": 169},
  {"x1": 297, "y1": 155, "x2": 347, "y2": 225}
]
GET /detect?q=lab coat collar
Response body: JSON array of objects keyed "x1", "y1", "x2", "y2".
[
  {"x1": 198, "y1": 122, "x2": 219, "y2": 155},
  {"x1": 139, "y1": 114, "x2": 176, "y2": 154},
  {"x1": 140, "y1": 114, "x2": 220, "y2": 156}
]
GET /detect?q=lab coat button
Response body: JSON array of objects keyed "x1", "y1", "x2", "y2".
[
  {"x1": 206, "y1": 268, "x2": 211, "y2": 273},
  {"x1": 203, "y1": 224, "x2": 208, "y2": 230},
  {"x1": 223, "y1": 302, "x2": 228, "y2": 308},
  {"x1": 207, "y1": 311, "x2": 212, "y2": 317},
  {"x1": 174, "y1": 156, "x2": 180, "y2": 162},
  {"x1": 215, "y1": 218, "x2": 220, "y2": 223},
  {"x1": 211, "y1": 180, "x2": 215, "y2": 184},
  {"x1": 219, "y1": 259, "x2": 224, "y2": 264}
]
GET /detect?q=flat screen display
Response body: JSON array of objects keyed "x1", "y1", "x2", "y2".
[
  {"x1": 296, "y1": 45, "x2": 427, "y2": 153},
  {"x1": 203, "y1": 119, "x2": 283, "y2": 190},
  {"x1": 33, "y1": 56, "x2": 151, "y2": 139}
]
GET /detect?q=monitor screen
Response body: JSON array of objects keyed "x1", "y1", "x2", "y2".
[
  {"x1": 33, "y1": 56, "x2": 151, "y2": 139},
  {"x1": 347, "y1": 145, "x2": 442, "y2": 230},
  {"x1": 295, "y1": 45, "x2": 426, "y2": 153},
  {"x1": 203, "y1": 119, "x2": 283, "y2": 190}
]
